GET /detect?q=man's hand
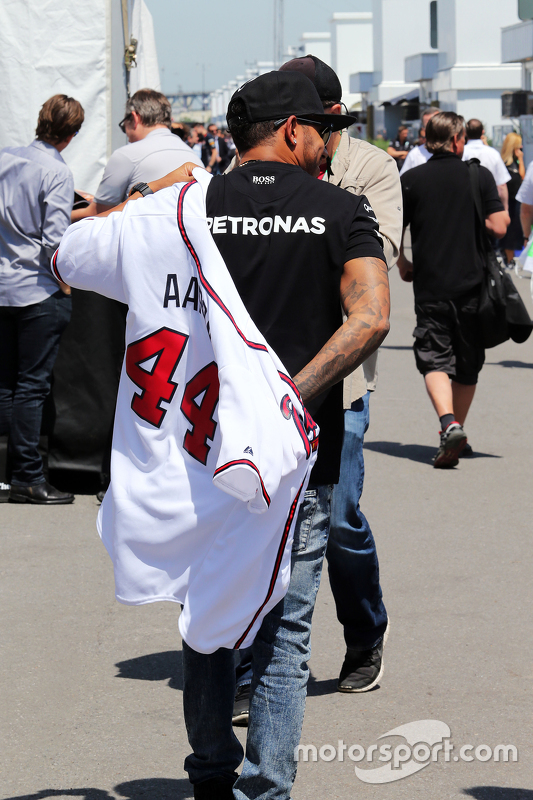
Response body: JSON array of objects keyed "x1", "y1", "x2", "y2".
[
  {"x1": 94, "y1": 163, "x2": 202, "y2": 218},
  {"x1": 293, "y1": 256, "x2": 390, "y2": 405},
  {"x1": 150, "y1": 162, "x2": 200, "y2": 193},
  {"x1": 397, "y1": 252, "x2": 414, "y2": 282}
]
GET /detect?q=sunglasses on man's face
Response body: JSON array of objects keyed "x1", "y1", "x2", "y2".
[
  {"x1": 118, "y1": 114, "x2": 134, "y2": 133},
  {"x1": 274, "y1": 116, "x2": 334, "y2": 146}
]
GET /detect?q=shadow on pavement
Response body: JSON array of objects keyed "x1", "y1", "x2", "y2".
[
  {"x1": 307, "y1": 673, "x2": 338, "y2": 696},
  {"x1": 463, "y1": 788, "x2": 533, "y2": 799},
  {"x1": 115, "y1": 650, "x2": 183, "y2": 690},
  {"x1": 486, "y1": 360, "x2": 533, "y2": 370},
  {"x1": 1, "y1": 779, "x2": 192, "y2": 800},
  {"x1": 364, "y1": 441, "x2": 500, "y2": 464}
]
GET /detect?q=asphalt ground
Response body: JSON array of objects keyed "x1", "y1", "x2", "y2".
[{"x1": 1, "y1": 268, "x2": 532, "y2": 800}]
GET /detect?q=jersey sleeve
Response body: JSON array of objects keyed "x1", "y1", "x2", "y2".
[
  {"x1": 344, "y1": 193, "x2": 386, "y2": 263},
  {"x1": 212, "y1": 364, "x2": 310, "y2": 514},
  {"x1": 93, "y1": 149, "x2": 133, "y2": 206},
  {"x1": 52, "y1": 213, "x2": 127, "y2": 303},
  {"x1": 479, "y1": 166, "x2": 505, "y2": 216}
]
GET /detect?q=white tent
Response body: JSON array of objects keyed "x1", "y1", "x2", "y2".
[{"x1": 0, "y1": 0, "x2": 160, "y2": 195}]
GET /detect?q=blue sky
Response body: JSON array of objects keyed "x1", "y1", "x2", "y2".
[{"x1": 143, "y1": 0, "x2": 367, "y2": 94}]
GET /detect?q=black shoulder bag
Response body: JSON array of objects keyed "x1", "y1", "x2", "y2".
[{"x1": 468, "y1": 158, "x2": 533, "y2": 348}]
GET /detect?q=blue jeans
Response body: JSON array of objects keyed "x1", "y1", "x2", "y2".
[
  {"x1": 326, "y1": 393, "x2": 387, "y2": 650},
  {"x1": 182, "y1": 484, "x2": 333, "y2": 798},
  {"x1": 0, "y1": 291, "x2": 71, "y2": 485}
]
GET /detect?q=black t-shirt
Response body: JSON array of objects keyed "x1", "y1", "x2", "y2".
[
  {"x1": 206, "y1": 160, "x2": 384, "y2": 484},
  {"x1": 392, "y1": 139, "x2": 412, "y2": 152},
  {"x1": 401, "y1": 151, "x2": 504, "y2": 303}
]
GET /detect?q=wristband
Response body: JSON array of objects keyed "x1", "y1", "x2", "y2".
[{"x1": 129, "y1": 182, "x2": 154, "y2": 197}]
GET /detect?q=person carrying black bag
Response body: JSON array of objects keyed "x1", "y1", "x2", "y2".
[
  {"x1": 397, "y1": 112, "x2": 509, "y2": 467},
  {"x1": 469, "y1": 157, "x2": 533, "y2": 349}
]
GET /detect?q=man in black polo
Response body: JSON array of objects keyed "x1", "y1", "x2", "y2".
[{"x1": 398, "y1": 111, "x2": 509, "y2": 466}]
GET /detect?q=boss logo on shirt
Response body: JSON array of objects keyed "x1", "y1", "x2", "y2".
[
  {"x1": 252, "y1": 175, "x2": 275, "y2": 184},
  {"x1": 207, "y1": 216, "x2": 326, "y2": 235}
]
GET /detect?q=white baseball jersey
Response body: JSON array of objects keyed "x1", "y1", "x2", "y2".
[{"x1": 53, "y1": 169, "x2": 318, "y2": 654}]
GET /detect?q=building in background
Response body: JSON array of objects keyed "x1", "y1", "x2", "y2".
[
  {"x1": 330, "y1": 11, "x2": 373, "y2": 109},
  {"x1": 205, "y1": 1, "x2": 528, "y2": 147},
  {"x1": 430, "y1": 0, "x2": 521, "y2": 134},
  {"x1": 501, "y1": 1, "x2": 533, "y2": 164}
]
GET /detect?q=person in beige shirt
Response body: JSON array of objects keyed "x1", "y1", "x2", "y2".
[{"x1": 232, "y1": 56, "x2": 402, "y2": 727}]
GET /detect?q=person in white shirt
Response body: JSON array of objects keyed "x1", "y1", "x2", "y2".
[
  {"x1": 462, "y1": 119, "x2": 510, "y2": 211},
  {"x1": 72, "y1": 89, "x2": 203, "y2": 221},
  {"x1": 516, "y1": 156, "x2": 533, "y2": 253},
  {"x1": 400, "y1": 107, "x2": 440, "y2": 176}
]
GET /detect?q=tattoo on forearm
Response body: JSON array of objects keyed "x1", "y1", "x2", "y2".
[{"x1": 294, "y1": 257, "x2": 390, "y2": 404}]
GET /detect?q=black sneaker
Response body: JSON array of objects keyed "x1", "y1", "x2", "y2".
[
  {"x1": 232, "y1": 683, "x2": 250, "y2": 726},
  {"x1": 193, "y1": 776, "x2": 237, "y2": 800},
  {"x1": 459, "y1": 442, "x2": 473, "y2": 458},
  {"x1": 337, "y1": 620, "x2": 390, "y2": 693},
  {"x1": 433, "y1": 422, "x2": 467, "y2": 469}
]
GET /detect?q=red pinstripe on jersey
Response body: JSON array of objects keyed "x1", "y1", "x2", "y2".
[
  {"x1": 233, "y1": 478, "x2": 306, "y2": 649},
  {"x1": 213, "y1": 459, "x2": 271, "y2": 508},
  {"x1": 177, "y1": 181, "x2": 268, "y2": 354},
  {"x1": 51, "y1": 248, "x2": 64, "y2": 283}
]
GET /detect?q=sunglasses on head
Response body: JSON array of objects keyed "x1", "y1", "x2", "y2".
[
  {"x1": 274, "y1": 116, "x2": 334, "y2": 146},
  {"x1": 118, "y1": 113, "x2": 134, "y2": 133}
]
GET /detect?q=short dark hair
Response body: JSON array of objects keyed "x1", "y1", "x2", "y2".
[
  {"x1": 227, "y1": 98, "x2": 277, "y2": 154},
  {"x1": 426, "y1": 112, "x2": 465, "y2": 153},
  {"x1": 35, "y1": 94, "x2": 84, "y2": 144},
  {"x1": 466, "y1": 118, "x2": 483, "y2": 140},
  {"x1": 125, "y1": 89, "x2": 171, "y2": 128},
  {"x1": 322, "y1": 99, "x2": 340, "y2": 109}
]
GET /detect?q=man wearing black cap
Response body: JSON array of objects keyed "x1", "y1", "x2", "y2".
[
  {"x1": 276, "y1": 56, "x2": 401, "y2": 692},
  {"x1": 232, "y1": 55, "x2": 400, "y2": 722},
  {"x1": 180, "y1": 70, "x2": 390, "y2": 800}
]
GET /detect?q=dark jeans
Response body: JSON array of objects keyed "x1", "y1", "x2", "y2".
[
  {"x1": 326, "y1": 393, "x2": 388, "y2": 650},
  {"x1": 0, "y1": 291, "x2": 71, "y2": 485}
]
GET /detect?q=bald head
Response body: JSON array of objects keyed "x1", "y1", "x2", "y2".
[{"x1": 466, "y1": 119, "x2": 484, "y2": 140}]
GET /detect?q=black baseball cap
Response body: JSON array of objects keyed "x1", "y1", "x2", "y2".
[
  {"x1": 280, "y1": 55, "x2": 343, "y2": 105},
  {"x1": 226, "y1": 70, "x2": 356, "y2": 131}
]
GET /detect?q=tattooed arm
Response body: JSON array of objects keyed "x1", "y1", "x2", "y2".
[{"x1": 293, "y1": 256, "x2": 390, "y2": 405}]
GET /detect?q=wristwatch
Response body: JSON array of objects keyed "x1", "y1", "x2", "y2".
[{"x1": 129, "y1": 181, "x2": 154, "y2": 197}]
